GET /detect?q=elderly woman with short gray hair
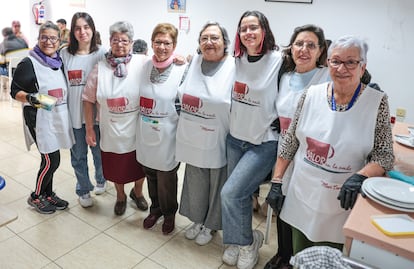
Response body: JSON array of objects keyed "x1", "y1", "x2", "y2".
[{"x1": 83, "y1": 21, "x2": 148, "y2": 216}]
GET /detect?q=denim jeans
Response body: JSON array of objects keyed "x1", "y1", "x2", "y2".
[
  {"x1": 71, "y1": 124, "x2": 105, "y2": 196},
  {"x1": 221, "y1": 134, "x2": 277, "y2": 246}
]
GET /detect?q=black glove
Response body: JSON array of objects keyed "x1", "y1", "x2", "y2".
[
  {"x1": 337, "y1": 173, "x2": 368, "y2": 210},
  {"x1": 265, "y1": 183, "x2": 284, "y2": 214},
  {"x1": 26, "y1": 93, "x2": 41, "y2": 108}
]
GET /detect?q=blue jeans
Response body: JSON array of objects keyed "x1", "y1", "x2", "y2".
[
  {"x1": 71, "y1": 124, "x2": 105, "y2": 196},
  {"x1": 221, "y1": 134, "x2": 277, "y2": 246}
]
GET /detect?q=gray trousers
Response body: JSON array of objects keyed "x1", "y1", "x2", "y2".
[{"x1": 179, "y1": 164, "x2": 227, "y2": 230}]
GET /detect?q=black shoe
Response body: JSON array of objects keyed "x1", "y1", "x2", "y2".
[
  {"x1": 114, "y1": 197, "x2": 127, "y2": 215},
  {"x1": 143, "y1": 213, "x2": 162, "y2": 229},
  {"x1": 162, "y1": 215, "x2": 175, "y2": 235},
  {"x1": 27, "y1": 196, "x2": 56, "y2": 214},
  {"x1": 46, "y1": 192, "x2": 69, "y2": 210},
  {"x1": 265, "y1": 254, "x2": 292, "y2": 269},
  {"x1": 129, "y1": 188, "x2": 148, "y2": 211}
]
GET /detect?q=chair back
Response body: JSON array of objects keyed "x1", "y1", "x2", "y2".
[{"x1": 5, "y1": 48, "x2": 30, "y2": 78}]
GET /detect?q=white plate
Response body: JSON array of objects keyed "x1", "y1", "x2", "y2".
[
  {"x1": 368, "y1": 177, "x2": 414, "y2": 204},
  {"x1": 394, "y1": 134, "x2": 414, "y2": 148},
  {"x1": 362, "y1": 179, "x2": 414, "y2": 208},
  {"x1": 362, "y1": 184, "x2": 414, "y2": 213}
]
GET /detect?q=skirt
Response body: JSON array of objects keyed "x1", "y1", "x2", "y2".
[{"x1": 101, "y1": 150, "x2": 145, "y2": 184}]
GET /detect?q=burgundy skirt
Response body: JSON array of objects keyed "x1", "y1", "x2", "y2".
[{"x1": 101, "y1": 150, "x2": 145, "y2": 184}]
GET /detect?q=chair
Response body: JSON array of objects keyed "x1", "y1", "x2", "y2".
[
  {"x1": 5, "y1": 48, "x2": 30, "y2": 105},
  {"x1": 0, "y1": 54, "x2": 9, "y2": 100}
]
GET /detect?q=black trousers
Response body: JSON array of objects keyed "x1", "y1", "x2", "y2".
[{"x1": 144, "y1": 164, "x2": 180, "y2": 217}]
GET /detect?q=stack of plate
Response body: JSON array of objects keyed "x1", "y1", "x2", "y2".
[
  {"x1": 394, "y1": 126, "x2": 414, "y2": 148},
  {"x1": 361, "y1": 177, "x2": 414, "y2": 212}
]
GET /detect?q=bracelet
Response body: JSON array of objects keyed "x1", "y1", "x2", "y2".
[{"x1": 271, "y1": 177, "x2": 283, "y2": 184}]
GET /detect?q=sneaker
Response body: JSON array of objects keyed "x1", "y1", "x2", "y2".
[
  {"x1": 185, "y1": 222, "x2": 202, "y2": 240},
  {"x1": 79, "y1": 193, "x2": 93, "y2": 208},
  {"x1": 94, "y1": 182, "x2": 106, "y2": 195},
  {"x1": 237, "y1": 230, "x2": 264, "y2": 269},
  {"x1": 46, "y1": 192, "x2": 69, "y2": 210},
  {"x1": 195, "y1": 226, "x2": 214, "y2": 246},
  {"x1": 222, "y1": 245, "x2": 239, "y2": 266},
  {"x1": 27, "y1": 196, "x2": 56, "y2": 214}
]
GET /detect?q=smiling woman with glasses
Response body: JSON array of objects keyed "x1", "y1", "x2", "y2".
[
  {"x1": 137, "y1": 22, "x2": 187, "y2": 236},
  {"x1": 10, "y1": 20, "x2": 74, "y2": 214},
  {"x1": 268, "y1": 34, "x2": 394, "y2": 258},
  {"x1": 177, "y1": 21, "x2": 234, "y2": 247},
  {"x1": 265, "y1": 23, "x2": 330, "y2": 269},
  {"x1": 83, "y1": 21, "x2": 148, "y2": 217}
]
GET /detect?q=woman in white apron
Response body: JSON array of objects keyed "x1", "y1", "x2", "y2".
[
  {"x1": 221, "y1": 10, "x2": 283, "y2": 269},
  {"x1": 264, "y1": 24, "x2": 330, "y2": 269},
  {"x1": 83, "y1": 21, "x2": 147, "y2": 216},
  {"x1": 60, "y1": 12, "x2": 107, "y2": 208},
  {"x1": 136, "y1": 23, "x2": 186, "y2": 235},
  {"x1": 177, "y1": 21, "x2": 235, "y2": 245},
  {"x1": 11, "y1": 21, "x2": 74, "y2": 214},
  {"x1": 270, "y1": 35, "x2": 394, "y2": 255}
]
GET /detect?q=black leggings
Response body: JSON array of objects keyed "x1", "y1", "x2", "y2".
[{"x1": 25, "y1": 112, "x2": 61, "y2": 198}]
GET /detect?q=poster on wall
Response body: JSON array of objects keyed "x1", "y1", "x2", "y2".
[{"x1": 168, "y1": 0, "x2": 186, "y2": 13}]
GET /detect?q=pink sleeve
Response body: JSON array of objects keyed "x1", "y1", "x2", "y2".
[{"x1": 82, "y1": 63, "x2": 99, "y2": 103}]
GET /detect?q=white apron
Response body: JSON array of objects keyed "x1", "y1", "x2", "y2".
[
  {"x1": 176, "y1": 53, "x2": 235, "y2": 168},
  {"x1": 136, "y1": 61, "x2": 186, "y2": 171},
  {"x1": 277, "y1": 67, "x2": 329, "y2": 194},
  {"x1": 60, "y1": 46, "x2": 105, "y2": 128},
  {"x1": 30, "y1": 56, "x2": 74, "y2": 153},
  {"x1": 230, "y1": 51, "x2": 282, "y2": 145},
  {"x1": 280, "y1": 83, "x2": 383, "y2": 243},
  {"x1": 97, "y1": 55, "x2": 146, "y2": 153}
]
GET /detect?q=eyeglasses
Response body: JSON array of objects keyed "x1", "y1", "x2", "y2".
[
  {"x1": 328, "y1": 59, "x2": 362, "y2": 69},
  {"x1": 39, "y1": 35, "x2": 60, "y2": 44},
  {"x1": 153, "y1": 41, "x2": 173, "y2": 48},
  {"x1": 293, "y1": 41, "x2": 319, "y2": 50},
  {"x1": 200, "y1": 35, "x2": 221, "y2": 44},
  {"x1": 111, "y1": 38, "x2": 131, "y2": 45},
  {"x1": 239, "y1": 24, "x2": 261, "y2": 33}
]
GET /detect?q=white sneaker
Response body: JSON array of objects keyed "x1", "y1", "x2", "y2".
[
  {"x1": 222, "y1": 245, "x2": 239, "y2": 266},
  {"x1": 79, "y1": 193, "x2": 93, "y2": 208},
  {"x1": 184, "y1": 222, "x2": 202, "y2": 240},
  {"x1": 237, "y1": 230, "x2": 264, "y2": 269},
  {"x1": 195, "y1": 226, "x2": 214, "y2": 246},
  {"x1": 94, "y1": 182, "x2": 106, "y2": 195}
]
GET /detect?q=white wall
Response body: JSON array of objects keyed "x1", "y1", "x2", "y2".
[{"x1": 2, "y1": 0, "x2": 414, "y2": 123}]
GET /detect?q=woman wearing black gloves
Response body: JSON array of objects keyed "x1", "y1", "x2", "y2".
[
  {"x1": 267, "y1": 35, "x2": 394, "y2": 255},
  {"x1": 11, "y1": 21, "x2": 74, "y2": 214}
]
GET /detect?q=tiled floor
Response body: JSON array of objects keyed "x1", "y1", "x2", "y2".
[{"x1": 0, "y1": 99, "x2": 277, "y2": 269}]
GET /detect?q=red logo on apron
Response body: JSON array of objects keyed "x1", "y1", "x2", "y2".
[
  {"x1": 232, "y1": 81, "x2": 249, "y2": 100},
  {"x1": 67, "y1": 70, "x2": 83, "y2": 86},
  {"x1": 107, "y1": 97, "x2": 129, "y2": 113},
  {"x1": 48, "y1": 88, "x2": 64, "y2": 104},
  {"x1": 305, "y1": 137, "x2": 335, "y2": 165},
  {"x1": 182, "y1": 93, "x2": 203, "y2": 113},
  {"x1": 140, "y1": 96, "x2": 156, "y2": 115}
]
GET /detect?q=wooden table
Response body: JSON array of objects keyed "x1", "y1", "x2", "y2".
[{"x1": 343, "y1": 121, "x2": 414, "y2": 269}]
